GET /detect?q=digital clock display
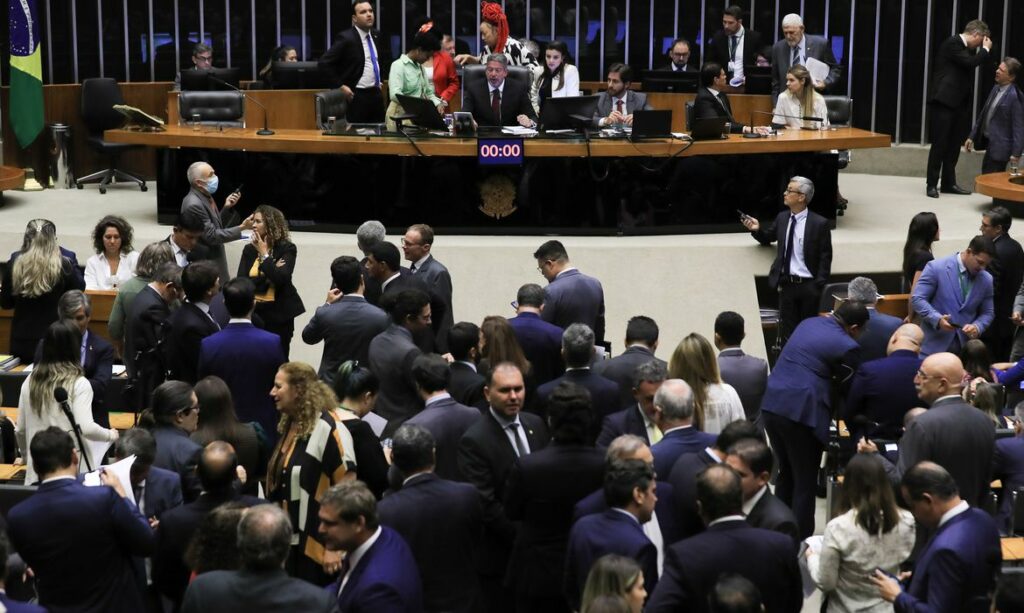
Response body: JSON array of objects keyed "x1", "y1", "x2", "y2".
[{"x1": 478, "y1": 138, "x2": 524, "y2": 166}]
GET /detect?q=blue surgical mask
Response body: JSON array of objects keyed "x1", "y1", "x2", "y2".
[{"x1": 205, "y1": 175, "x2": 219, "y2": 194}]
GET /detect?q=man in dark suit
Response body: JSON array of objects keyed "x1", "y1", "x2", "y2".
[
  {"x1": 872, "y1": 462, "x2": 1001, "y2": 612},
  {"x1": 447, "y1": 321, "x2": 487, "y2": 408},
  {"x1": 355, "y1": 220, "x2": 386, "y2": 305},
  {"x1": 52, "y1": 290, "x2": 115, "y2": 428},
  {"x1": 534, "y1": 240, "x2": 606, "y2": 344},
  {"x1": 462, "y1": 52, "x2": 537, "y2": 128},
  {"x1": 302, "y1": 255, "x2": 389, "y2": 386},
  {"x1": 509, "y1": 283, "x2": 565, "y2": 385},
  {"x1": 594, "y1": 63, "x2": 653, "y2": 128},
  {"x1": 0, "y1": 531, "x2": 46, "y2": 613},
  {"x1": 724, "y1": 439, "x2": 799, "y2": 543},
  {"x1": 183, "y1": 504, "x2": 335, "y2": 612},
  {"x1": 844, "y1": 323, "x2": 924, "y2": 441},
  {"x1": 659, "y1": 38, "x2": 697, "y2": 72},
  {"x1": 761, "y1": 302, "x2": 867, "y2": 538},
  {"x1": 704, "y1": 6, "x2": 766, "y2": 81},
  {"x1": 769, "y1": 13, "x2": 841, "y2": 100},
  {"x1": 7, "y1": 427, "x2": 156, "y2": 613},
  {"x1": 565, "y1": 458, "x2": 659, "y2": 610},
  {"x1": 993, "y1": 404, "x2": 1024, "y2": 533},
  {"x1": 405, "y1": 354, "x2": 481, "y2": 481},
  {"x1": 368, "y1": 289, "x2": 430, "y2": 434},
  {"x1": 967, "y1": 57, "x2": 1024, "y2": 175},
  {"x1": 536, "y1": 324, "x2": 620, "y2": 433},
  {"x1": 848, "y1": 276, "x2": 904, "y2": 362},
  {"x1": 595, "y1": 315, "x2": 666, "y2": 408},
  {"x1": 365, "y1": 241, "x2": 448, "y2": 353},
  {"x1": 318, "y1": 1, "x2": 388, "y2": 123},
  {"x1": 859, "y1": 352, "x2": 996, "y2": 508},
  {"x1": 650, "y1": 379, "x2": 716, "y2": 478},
  {"x1": 125, "y1": 262, "x2": 182, "y2": 410},
  {"x1": 198, "y1": 277, "x2": 286, "y2": 440},
  {"x1": 646, "y1": 464, "x2": 802, "y2": 613},
  {"x1": 742, "y1": 175, "x2": 833, "y2": 343},
  {"x1": 458, "y1": 362, "x2": 550, "y2": 613},
  {"x1": 164, "y1": 213, "x2": 209, "y2": 268},
  {"x1": 166, "y1": 261, "x2": 221, "y2": 384},
  {"x1": 404, "y1": 223, "x2": 455, "y2": 353},
  {"x1": 597, "y1": 361, "x2": 667, "y2": 447},
  {"x1": 980, "y1": 206, "x2": 1024, "y2": 361},
  {"x1": 379, "y1": 425, "x2": 483, "y2": 613},
  {"x1": 321, "y1": 482, "x2": 423, "y2": 612},
  {"x1": 693, "y1": 63, "x2": 770, "y2": 135},
  {"x1": 926, "y1": 20, "x2": 993, "y2": 198},
  {"x1": 713, "y1": 311, "x2": 769, "y2": 422},
  {"x1": 179, "y1": 161, "x2": 253, "y2": 284}
]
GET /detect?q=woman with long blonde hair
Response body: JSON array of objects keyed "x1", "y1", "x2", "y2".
[
  {"x1": 771, "y1": 64, "x2": 830, "y2": 130},
  {"x1": 668, "y1": 333, "x2": 745, "y2": 433}
]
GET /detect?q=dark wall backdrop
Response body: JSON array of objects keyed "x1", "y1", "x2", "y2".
[{"x1": 2, "y1": 0, "x2": 1023, "y2": 145}]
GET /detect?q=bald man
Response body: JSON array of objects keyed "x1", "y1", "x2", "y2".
[
  {"x1": 180, "y1": 161, "x2": 254, "y2": 283},
  {"x1": 858, "y1": 352, "x2": 996, "y2": 507},
  {"x1": 844, "y1": 324, "x2": 925, "y2": 440}
]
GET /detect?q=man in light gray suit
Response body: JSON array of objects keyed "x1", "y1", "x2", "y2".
[
  {"x1": 302, "y1": 255, "x2": 389, "y2": 385},
  {"x1": 714, "y1": 311, "x2": 768, "y2": 422},
  {"x1": 594, "y1": 315, "x2": 666, "y2": 408},
  {"x1": 179, "y1": 161, "x2": 253, "y2": 283},
  {"x1": 405, "y1": 354, "x2": 481, "y2": 481},
  {"x1": 368, "y1": 289, "x2": 430, "y2": 435},
  {"x1": 770, "y1": 13, "x2": 841, "y2": 100},
  {"x1": 403, "y1": 223, "x2": 454, "y2": 354},
  {"x1": 533, "y1": 240, "x2": 606, "y2": 345},
  {"x1": 847, "y1": 276, "x2": 903, "y2": 362},
  {"x1": 593, "y1": 63, "x2": 653, "y2": 128}
]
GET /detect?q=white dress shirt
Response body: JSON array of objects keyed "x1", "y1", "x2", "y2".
[
  {"x1": 783, "y1": 208, "x2": 813, "y2": 279},
  {"x1": 85, "y1": 251, "x2": 139, "y2": 290},
  {"x1": 728, "y1": 27, "x2": 746, "y2": 79},
  {"x1": 490, "y1": 407, "x2": 531, "y2": 456},
  {"x1": 169, "y1": 237, "x2": 190, "y2": 267},
  {"x1": 742, "y1": 484, "x2": 768, "y2": 515},
  {"x1": 771, "y1": 90, "x2": 830, "y2": 129},
  {"x1": 356, "y1": 26, "x2": 379, "y2": 89}
]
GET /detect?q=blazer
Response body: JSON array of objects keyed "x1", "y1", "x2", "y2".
[
  {"x1": 379, "y1": 269, "x2": 449, "y2": 354},
  {"x1": 330, "y1": 526, "x2": 423, "y2": 613},
  {"x1": 183, "y1": 568, "x2": 336, "y2": 613},
  {"x1": 717, "y1": 348, "x2": 768, "y2": 422},
  {"x1": 857, "y1": 308, "x2": 903, "y2": 362},
  {"x1": 7, "y1": 478, "x2": 156, "y2": 613},
  {"x1": 665, "y1": 450, "x2": 719, "y2": 539},
  {"x1": 303, "y1": 295, "x2": 389, "y2": 385},
  {"x1": 993, "y1": 436, "x2": 1024, "y2": 532},
  {"x1": 405, "y1": 395, "x2": 481, "y2": 481},
  {"x1": 969, "y1": 83, "x2": 1024, "y2": 161},
  {"x1": 237, "y1": 240, "x2": 306, "y2": 325},
  {"x1": 0, "y1": 594, "x2": 46, "y2": 613},
  {"x1": 843, "y1": 349, "x2": 923, "y2": 441},
  {"x1": 152, "y1": 424, "x2": 203, "y2": 502},
  {"x1": 988, "y1": 233, "x2": 1024, "y2": 340},
  {"x1": 166, "y1": 302, "x2": 220, "y2": 384},
  {"x1": 462, "y1": 76, "x2": 538, "y2": 127},
  {"x1": 693, "y1": 86, "x2": 747, "y2": 133},
  {"x1": 319, "y1": 26, "x2": 388, "y2": 90},
  {"x1": 911, "y1": 253, "x2": 995, "y2": 356},
  {"x1": 430, "y1": 50, "x2": 460, "y2": 102},
  {"x1": 198, "y1": 321, "x2": 286, "y2": 441},
  {"x1": 368, "y1": 324, "x2": 423, "y2": 433},
  {"x1": 411, "y1": 254, "x2": 454, "y2": 353},
  {"x1": 535, "y1": 368, "x2": 621, "y2": 439},
  {"x1": 542, "y1": 269, "x2": 606, "y2": 343},
  {"x1": 745, "y1": 489, "x2": 800, "y2": 543},
  {"x1": 770, "y1": 34, "x2": 841, "y2": 98},
  {"x1": 894, "y1": 508, "x2": 1001, "y2": 613},
  {"x1": 508, "y1": 312, "x2": 564, "y2": 385},
  {"x1": 142, "y1": 465, "x2": 184, "y2": 519},
  {"x1": 124, "y1": 285, "x2": 172, "y2": 401},
  {"x1": 593, "y1": 345, "x2": 666, "y2": 408},
  {"x1": 0, "y1": 257, "x2": 84, "y2": 363},
  {"x1": 378, "y1": 473, "x2": 483, "y2": 612},
  {"x1": 180, "y1": 186, "x2": 241, "y2": 284},
  {"x1": 705, "y1": 27, "x2": 766, "y2": 72},
  {"x1": 565, "y1": 509, "x2": 658, "y2": 611},
  {"x1": 448, "y1": 361, "x2": 486, "y2": 409},
  {"x1": 573, "y1": 479, "x2": 681, "y2": 545},
  {"x1": 752, "y1": 208, "x2": 833, "y2": 290},
  {"x1": 593, "y1": 90, "x2": 653, "y2": 126},
  {"x1": 651, "y1": 427, "x2": 717, "y2": 479},
  {"x1": 929, "y1": 35, "x2": 991, "y2": 110},
  {"x1": 596, "y1": 404, "x2": 651, "y2": 447}
]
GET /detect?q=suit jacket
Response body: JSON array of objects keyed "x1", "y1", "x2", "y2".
[
  {"x1": 746, "y1": 489, "x2": 799, "y2": 543},
  {"x1": 319, "y1": 26, "x2": 388, "y2": 90},
  {"x1": 541, "y1": 269, "x2": 606, "y2": 343},
  {"x1": 911, "y1": 252, "x2": 995, "y2": 356},
  {"x1": 843, "y1": 349, "x2": 923, "y2": 440},
  {"x1": 705, "y1": 27, "x2": 766, "y2": 73},
  {"x1": 412, "y1": 254, "x2": 454, "y2": 353},
  {"x1": 987, "y1": 233, "x2": 1024, "y2": 341},
  {"x1": 166, "y1": 302, "x2": 220, "y2": 384},
  {"x1": 462, "y1": 77, "x2": 538, "y2": 127},
  {"x1": 693, "y1": 86, "x2": 746, "y2": 133},
  {"x1": 152, "y1": 424, "x2": 203, "y2": 502},
  {"x1": 929, "y1": 35, "x2": 991, "y2": 110},
  {"x1": 124, "y1": 285, "x2": 172, "y2": 402},
  {"x1": 665, "y1": 449, "x2": 719, "y2": 539},
  {"x1": 180, "y1": 186, "x2": 241, "y2": 284},
  {"x1": 237, "y1": 240, "x2": 306, "y2": 325},
  {"x1": 651, "y1": 427, "x2": 717, "y2": 479},
  {"x1": 302, "y1": 295, "x2": 389, "y2": 386},
  {"x1": 368, "y1": 324, "x2": 423, "y2": 433},
  {"x1": 7, "y1": 478, "x2": 155, "y2": 613},
  {"x1": 535, "y1": 368, "x2": 621, "y2": 438},
  {"x1": 993, "y1": 436, "x2": 1024, "y2": 532},
  {"x1": 378, "y1": 473, "x2": 483, "y2": 612},
  {"x1": 593, "y1": 90, "x2": 653, "y2": 126},
  {"x1": 0, "y1": 594, "x2": 46, "y2": 613},
  {"x1": 594, "y1": 345, "x2": 666, "y2": 408},
  {"x1": 573, "y1": 479, "x2": 680, "y2": 545},
  {"x1": 330, "y1": 526, "x2": 423, "y2": 613},
  {"x1": 894, "y1": 508, "x2": 1001, "y2": 613},
  {"x1": 969, "y1": 82, "x2": 1024, "y2": 161},
  {"x1": 405, "y1": 395, "x2": 481, "y2": 481},
  {"x1": 448, "y1": 361, "x2": 486, "y2": 409},
  {"x1": 596, "y1": 404, "x2": 651, "y2": 447},
  {"x1": 761, "y1": 315, "x2": 861, "y2": 444},
  {"x1": 508, "y1": 312, "x2": 564, "y2": 385},
  {"x1": 752, "y1": 208, "x2": 833, "y2": 290},
  {"x1": 142, "y1": 465, "x2": 183, "y2": 519},
  {"x1": 717, "y1": 348, "x2": 768, "y2": 422},
  {"x1": 565, "y1": 510, "x2": 658, "y2": 611},
  {"x1": 857, "y1": 308, "x2": 903, "y2": 362},
  {"x1": 379, "y1": 269, "x2": 449, "y2": 353},
  {"x1": 770, "y1": 34, "x2": 841, "y2": 98},
  {"x1": 183, "y1": 568, "x2": 336, "y2": 613},
  {"x1": 198, "y1": 321, "x2": 286, "y2": 441}
]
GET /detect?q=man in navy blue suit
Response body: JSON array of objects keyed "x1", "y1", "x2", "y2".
[
  {"x1": 724, "y1": 438, "x2": 799, "y2": 543},
  {"x1": 535, "y1": 323, "x2": 620, "y2": 433},
  {"x1": 650, "y1": 379, "x2": 716, "y2": 478},
  {"x1": 113, "y1": 428, "x2": 183, "y2": 521},
  {"x1": 446, "y1": 321, "x2": 487, "y2": 408},
  {"x1": 321, "y1": 481, "x2": 423, "y2": 612},
  {"x1": 597, "y1": 360, "x2": 668, "y2": 447},
  {"x1": 0, "y1": 531, "x2": 46, "y2": 613},
  {"x1": 848, "y1": 276, "x2": 904, "y2": 362},
  {"x1": 405, "y1": 354, "x2": 481, "y2": 481},
  {"x1": 508, "y1": 283, "x2": 565, "y2": 385},
  {"x1": 166, "y1": 261, "x2": 221, "y2": 384},
  {"x1": 993, "y1": 403, "x2": 1024, "y2": 532},
  {"x1": 844, "y1": 323, "x2": 925, "y2": 440},
  {"x1": 872, "y1": 462, "x2": 1001, "y2": 612},
  {"x1": 761, "y1": 301, "x2": 867, "y2": 538},
  {"x1": 595, "y1": 316, "x2": 667, "y2": 408},
  {"x1": 534, "y1": 240, "x2": 606, "y2": 345},
  {"x1": 198, "y1": 277, "x2": 286, "y2": 440},
  {"x1": 7, "y1": 427, "x2": 156, "y2": 612}
]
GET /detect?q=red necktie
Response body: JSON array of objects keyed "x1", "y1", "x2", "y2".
[
  {"x1": 491, "y1": 89, "x2": 501, "y2": 125},
  {"x1": 616, "y1": 99, "x2": 624, "y2": 114}
]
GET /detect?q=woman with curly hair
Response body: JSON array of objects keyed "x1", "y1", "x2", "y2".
[
  {"x1": 237, "y1": 205, "x2": 305, "y2": 358},
  {"x1": 84, "y1": 215, "x2": 139, "y2": 290},
  {"x1": 266, "y1": 362, "x2": 351, "y2": 585},
  {"x1": 668, "y1": 333, "x2": 745, "y2": 433},
  {"x1": 454, "y1": 1, "x2": 540, "y2": 73}
]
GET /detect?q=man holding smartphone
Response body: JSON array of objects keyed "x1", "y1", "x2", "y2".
[{"x1": 180, "y1": 161, "x2": 254, "y2": 283}]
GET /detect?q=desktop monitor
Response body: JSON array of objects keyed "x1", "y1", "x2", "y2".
[
  {"x1": 271, "y1": 61, "x2": 331, "y2": 89},
  {"x1": 180, "y1": 67, "x2": 241, "y2": 91},
  {"x1": 395, "y1": 94, "x2": 447, "y2": 131},
  {"x1": 539, "y1": 95, "x2": 601, "y2": 131},
  {"x1": 641, "y1": 69, "x2": 699, "y2": 94},
  {"x1": 743, "y1": 65, "x2": 772, "y2": 95}
]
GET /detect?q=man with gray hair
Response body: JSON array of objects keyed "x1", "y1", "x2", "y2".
[
  {"x1": 597, "y1": 360, "x2": 669, "y2": 447},
  {"x1": 47, "y1": 290, "x2": 114, "y2": 428},
  {"x1": 847, "y1": 276, "x2": 903, "y2": 362},
  {"x1": 356, "y1": 219, "x2": 386, "y2": 304},
  {"x1": 180, "y1": 161, "x2": 254, "y2": 283},
  {"x1": 650, "y1": 379, "x2": 715, "y2": 478},
  {"x1": 536, "y1": 323, "x2": 620, "y2": 442},
  {"x1": 769, "y1": 13, "x2": 840, "y2": 99},
  {"x1": 461, "y1": 53, "x2": 537, "y2": 127},
  {"x1": 125, "y1": 262, "x2": 183, "y2": 409},
  {"x1": 181, "y1": 504, "x2": 336, "y2": 612}
]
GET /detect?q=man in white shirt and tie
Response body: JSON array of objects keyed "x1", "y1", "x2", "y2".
[
  {"x1": 595, "y1": 63, "x2": 653, "y2": 128},
  {"x1": 318, "y1": 1, "x2": 387, "y2": 123}
]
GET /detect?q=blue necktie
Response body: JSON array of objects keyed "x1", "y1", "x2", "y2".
[{"x1": 366, "y1": 33, "x2": 381, "y2": 87}]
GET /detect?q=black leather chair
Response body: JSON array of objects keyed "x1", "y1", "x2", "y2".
[
  {"x1": 818, "y1": 282, "x2": 850, "y2": 313},
  {"x1": 461, "y1": 64, "x2": 533, "y2": 100},
  {"x1": 824, "y1": 95, "x2": 853, "y2": 214},
  {"x1": 314, "y1": 89, "x2": 348, "y2": 131},
  {"x1": 178, "y1": 90, "x2": 245, "y2": 127},
  {"x1": 75, "y1": 78, "x2": 147, "y2": 194},
  {"x1": 685, "y1": 101, "x2": 695, "y2": 130}
]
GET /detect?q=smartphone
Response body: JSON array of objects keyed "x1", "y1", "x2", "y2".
[
  {"x1": 737, "y1": 209, "x2": 751, "y2": 221},
  {"x1": 874, "y1": 567, "x2": 899, "y2": 581},
  {"x1": 233, "y1": 183, "x2": 244, "y2": 194}
]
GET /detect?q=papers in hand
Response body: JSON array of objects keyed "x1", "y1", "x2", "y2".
[
  {"x1": 84, "y1": 454, "x2": 137, "y2": 505},
  {"x1": 798, "y1": 535, "x2": 824, "y2": 598},
  {"x1": 502, "y1": 126, "x2": 538, "y2": 136},
  {"x1": 805, "y1": 57, "x2": 831, "y2": 85}
]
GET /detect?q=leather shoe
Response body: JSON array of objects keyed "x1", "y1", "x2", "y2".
[
  {"x1": 926, "y1": 187, "x2": 939, "y2": 198},
  {"x1": 940, "y1": 184, "x2": 971, "y2": 195}
]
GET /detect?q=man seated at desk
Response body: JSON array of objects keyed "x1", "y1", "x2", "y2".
[
  {"x1": 462, "y1": 53, "x2": 537, "y2": 128},
  {"x1": 174, "y1": 43, "x2": 213, "y2": 90},
  {"x1": 693, "y1": 63, "x2": 771, "y2": 136},
  {"x1": 659, "y1": 38, "x2": 697, "y2": 72},
  {"x1": 593, "y1": 63, "x2": 652, "y2": 128}
]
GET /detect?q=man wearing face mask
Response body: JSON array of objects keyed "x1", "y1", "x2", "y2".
[{"x1": 180, "y1": 161, "x2": 254, "y2": 284}]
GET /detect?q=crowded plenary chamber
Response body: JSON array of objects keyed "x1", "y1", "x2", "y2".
[{"x1": 4, "y1": 0, "x2": 1024, "y2": 611}]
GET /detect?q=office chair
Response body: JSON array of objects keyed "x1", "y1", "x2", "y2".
[{"x1": 75, "y1": 78, "x2": 147, "y2": 194}]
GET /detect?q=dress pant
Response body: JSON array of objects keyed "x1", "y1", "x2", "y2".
[
  {"x1": 778, "y1": 277, "x2": 821, "y2": 344},
  {"x1": 926, "y1": 102, "x2": 971, "y2": 189},
  {"x1": 348, "y1": 86, "x2": 385, "y2": 123},
  {"x1": 762, "y1": 410, "x2": 823, "y2": 539}
]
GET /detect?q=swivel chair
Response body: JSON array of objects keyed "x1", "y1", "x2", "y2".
[
  {"x1": 177, "y1": 90, "x2": 245, "y2": 128},
  {"x1": 314, "y1": 89, "x2": 349, "y2": 131},
  {"x1": 75, "y1": 78, "x2": 147, "y2": 194}
]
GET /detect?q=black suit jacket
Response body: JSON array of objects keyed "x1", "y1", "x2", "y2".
[
  {"x1": 237, "y1": 241, "x2": 306, "y2": 325},
  {"x1": 462, "y1": 78, "x2": 538, "y2": 127},
  {"x1": 693, "y1": 86, "x2": 746, "y2": 133},
  {"x1": 152, "y1": 425, "x2": 203, "y2": 502},
  {"x1": 449, "y1": 362, "x2": 486, "y2": 409},
  {"x1": 705, "y1": 28, "x2": 766, "y2": 71},
  {"x1": 182, "y1": 568, "x2": 336, "y2": 612},
  {"x1": 380, "y1": 269, "x2": 449, "y2": 353},
  {"x1": 596, "y1": 404, "x2": 651, "y2": 447},
  {"x1": 929, "y1": 35, "x2": 990, "y2": 110},
  {"x1": 666, "y1": 449, "x2": 719, "y2": 539},
  {"x1": 166, "y1": 302, "x2": 220, "y2": 384},
  {"x1": 594, "y1": 345, "x2": 666, "y2": 408},
  {"x1": 125, "y1": 285, "x2": 172, "y2": 403},
  {"x1": 989, "y1": 233, "x2": 1024, "y2": 337},
  {"x1": 535, "y1": 369, "x2": 621, "y2": 441},
  {"x1": 752, "y1": 209, "x2": 833, "y2": 289},
  {"x1": 405, "y1": 396, "x2": 481, "y2": 482},
  {"x1": 745, "y1": 489, "x2": 800, "y2": 543},
  {"x1": 318, "y1": 26, "x2": 389, "y2": 90}
]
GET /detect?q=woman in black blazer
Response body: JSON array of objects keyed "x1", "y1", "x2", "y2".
[{"x1": 237, "y1": 205, "x2": 305, "y2": 358}]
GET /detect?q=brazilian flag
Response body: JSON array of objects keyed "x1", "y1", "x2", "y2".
[{"x1": 10, "y1": 0, "x2": 43, "y2": 148}]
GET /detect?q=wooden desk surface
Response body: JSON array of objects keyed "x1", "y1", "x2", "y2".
[
  {"x1": 1004, "y1": 537, "x2": 1024, "y2": 561},
  {"x1": 975, "y1": 172, "x2": 1024, "y2": 202},
  {"x1": 3, "y1": 407, "x2": 136, "y2": 430},
  {"x1": 0, "y1": 464, "x2": 24, "y2": 480},
  {"x1": 0, "y1": 289, "x2": 118, "y2": 365}
]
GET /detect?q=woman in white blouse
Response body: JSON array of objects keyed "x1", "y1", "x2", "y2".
[
  {"x1": 772, "y1": 64, "x2": 830, "y2": 130},
  {"x1": 15, "y1": 320, "x2": 118, "y2": 484},
  {"x1": 84, "y1": 215, "x2": 139, "y2": 290},
  {"x1": 532, "y1": 40, "x2": 581, "y2": 113},
  {"x1": 668, "y1": 333, "x2": 745, "y2": 434},
  {"x1": 808, "y1": 453, "x2": 915, "y2": 612}
]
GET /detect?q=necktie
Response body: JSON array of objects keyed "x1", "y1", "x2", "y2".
[
  {"x1": 366, "y1": 33, "x2": 381, "y2": 86},
  {"x1": 616, "y1": 99, "x2": 624, "y2": 114},
  {"x1": 791, "y1": 46, "x2": 800, "y2": 66},
  {"x1": 337, "y1": 556, "x2": 352, "y2": 595},
  {"x1": 729, "y1": 35, "x2": 739, "y2": 61},
  {"x1": 649, "y1": 423, "x2": 663, "y2": 444},
  {"x1": 410, "y1": 263, "x2": 417, "y2": 274},
  {"x1": 959, "y1": 268, "x2": 971, "y2": 301},
  {"x1": 507, "y1": 423, "x2": 528, "y2": 457},
  {"x1": 782, "y1": 214, "x2": 797, "y2": 276},
  {"x1": 491, "y1": 89, "x2": 501, "y2": 124},
  {"x1": 981, "y1": 88, "x2": 1001, "y2": 137}
]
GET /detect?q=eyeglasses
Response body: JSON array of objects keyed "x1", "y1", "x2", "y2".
[
  {"x1": 400, "y1": 238, "x2": 422, "y2": 247},
  {"x1": 783, "y1": 188, "x2": 803, "y2": 195},
  {"x1": 915, "y1": 370, "x2": 934, "y2": 380},
  {"x1": 178, "y1": 403, "x2": 200, "y2": 416}
]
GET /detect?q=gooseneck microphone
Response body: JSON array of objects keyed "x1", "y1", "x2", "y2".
[
  {"x1": 748, "y1": 109, "x2": 826, "y2": 136},
  {"x1": 56, "y1": 386, "x2": 94, "y2": 472},
  {"x1": 208, "y1": 74, "x2": 275, "y2": 136}
]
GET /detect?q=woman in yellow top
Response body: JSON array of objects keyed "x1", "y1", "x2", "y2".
[{"x1": 385, "y1": 30, "x2": 445, "y2": 131}]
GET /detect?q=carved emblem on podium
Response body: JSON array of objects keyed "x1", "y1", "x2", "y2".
[{"x1": 478, "y1": 174, "x2": 517, "y2": 219}]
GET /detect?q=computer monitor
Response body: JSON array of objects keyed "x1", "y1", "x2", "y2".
[
  {"x1": 395, "y1": 94, "x2": 447, "y2": 131},
  {"x1": 641, "y1": 69, "x2": 699, "y2": 94},
  {"x1": 179, "y1": 67, "x2": 241, "y2": 91},
  {"x1": 271, "y1": 61, "x2": 331, "y2": 89},
  {"x1": 539, "y1": 95, "x2": 601, "y2": 131},
  {"x1": 743, "y1": 65, "x2": 772, "y2": 95}
]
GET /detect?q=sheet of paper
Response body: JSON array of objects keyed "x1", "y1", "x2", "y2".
[
  {"x1": 112, "y1": 364, "x2": 126, "y2": 376},
  {"x1": 805, "y1": 57, "x2": 831, "y2": 84},
  {"x1": 362, "y1": 412, "x2": 387, "y2": 439},
  {"x1": 501, "y1": 126, "x2": 538, "y2": 136},
  {"x1": 85, "y1": 439, "x2": 113, "y2": 470},
  {"x1": 83, "y1": 454, "x2": 137, "y2": 505},
  {"x1": 799, "y1": 535, "x2": 824, "y2": 598}
]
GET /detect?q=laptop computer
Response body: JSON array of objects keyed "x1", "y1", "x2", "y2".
[
  {"x1": 689, "y1": 116, "x2": 729, "y2": 140},
  {"x1": 396, "y1": 94, "x2": 448, "y2": 131},
  {"x1": 629, "y1": 110, "x2": 673, "y2": 141}
]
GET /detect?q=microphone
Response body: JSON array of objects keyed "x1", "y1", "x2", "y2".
[
  {"x1": 55, "y1": 386, "x2": 93, "y2": 472},
  {"x1": 750, "y1": 109, "x2": 825, "y2": 134},
  {"x1": 208, "y1": 74, "x2": 274, "y2": 136}
]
